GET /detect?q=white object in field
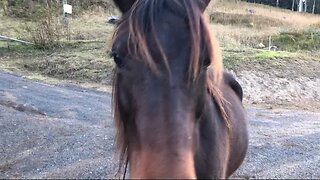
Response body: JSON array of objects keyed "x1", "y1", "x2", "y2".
[
  {"x1": 64, "y1": 4, "x2": 72, "y2": 14},
  {"x1": 107, "y1": 16, "x2": 119, "y2": 24},
  {"x1": 257, "y1": 43, "x2": 265, "y2": 49}
]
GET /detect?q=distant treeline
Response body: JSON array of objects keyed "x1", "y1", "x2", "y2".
[{"x1": 242, "y1": 0, "x2": 320, "y2": 14}]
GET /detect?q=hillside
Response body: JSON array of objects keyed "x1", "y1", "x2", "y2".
[{"x1": 0, "y1": 1, "x2": 319, "y2": 109}]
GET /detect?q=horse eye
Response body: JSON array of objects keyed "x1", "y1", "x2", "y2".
[{"x1": 111, "y1": 52, "x2": 124, "y2": 68}]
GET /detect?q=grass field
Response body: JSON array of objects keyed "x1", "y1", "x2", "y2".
[{"x1": 0, "y1": 1, "x2": 319, "y2": 85}]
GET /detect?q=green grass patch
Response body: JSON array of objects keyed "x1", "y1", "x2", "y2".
[
  {"x1": 310, "y1": 22, "x2": 320, "y2": 29},
  {"x1": 0, "y1": 41, "x2": 49, "y2": 61},
  {"x1": 271, "y1": 29, "x2": 320, "y2": 52},
  {"x1": 222, "y1": 48, "x2": 257, "y2": 70},
  {"x1": 0, "y1": 40, "x2": 115, "y2": 84},
  {"x1": 0, "y1": 41, "x2": 37, "y2": 53},
  {"x1": 21, "y1": 57, "x2": 114, "y2": 83},
  {"x1": 221, "y1": 48, "x2": 315, "y2": 73}
]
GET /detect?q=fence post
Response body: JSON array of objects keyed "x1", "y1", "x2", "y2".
[
  {"x1": 292, "y1": 0, "x2": 295, "y2": 11},
  {"x1": 269, "y1": 36, "x2": 272, "y2": 51},
  {"x1": 63, "y1": 0, "x2": 68, "y2": 26},
  {"x1": 63, "y1": 0, "x2": 71, "y2": 40}
]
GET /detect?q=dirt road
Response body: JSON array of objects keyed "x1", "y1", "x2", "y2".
[{"x1": 0, "y1": 70, "x2": 319, "y2": 179}]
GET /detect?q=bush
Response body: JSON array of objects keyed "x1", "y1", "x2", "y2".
[
  {"x1": 20, "y1": 6, "x2": 63, "y2": 49},
  {"x1": 29, "y1": 19, "x2": 62, "y2": 49},
  {"x1": 271, "y1": 29, "x2": 320, "y2": 51}
]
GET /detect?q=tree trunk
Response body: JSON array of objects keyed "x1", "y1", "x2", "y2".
[
  {"x1": 276, "y1": 0, "x2": 279, "y2": 7},
  {"x1": 304, "y1": 0, "x2": 308, "y2": 12},
  {"x1": 312, "y1": 0, "x2": 316, "y2": 13},
  {"x1": 298, "y1": 0, "x2": 303, "y2": 12},
  {"x1": 292, "y1": 0, "x2": 295, "y2": 11}
]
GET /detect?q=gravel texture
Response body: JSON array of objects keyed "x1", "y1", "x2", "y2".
[
  {"x1": 233, "y1": 107, "x2": 320, "y2": 179},
  {"x1": 0, "y1": 70, "x2": 319, "y2": 179},
  {"x1": 238, "y1": 70, "x2": 320, "y2": 107}
]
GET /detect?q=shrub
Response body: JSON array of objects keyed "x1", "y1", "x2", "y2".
[
  {"x1": 271, "y1": 29, "x2": 320, "y2": 51},
  {"x1": 21, "y1": 6, "x2": 63, "y2": 49}
]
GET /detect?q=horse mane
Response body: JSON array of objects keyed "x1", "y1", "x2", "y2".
[{"x1": 112, "y1": 0, "x2": 228, "y2": 176}]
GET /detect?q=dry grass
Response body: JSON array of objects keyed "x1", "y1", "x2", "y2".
[
  {"x1": 211, "y1": 23, "x2": 280, "y2": 49},
  {"x1": 0, "y1": 14, "x2": 25, "y2": 38},
  {"x1": 210, "y1": 12, "x2": 289, "y2": 29},
  {"x1": 205, "y1": 1, "x2": 320, "y2": 49},
  {"x1": 209, "y1": 0, "x2": 320, "y2": 29},
  {"x1": 1, "y1": 1, "x2": 319, "y2": 85},
  {"x1": 69, "y1": 10, "x2": 116, "y2": 42}
]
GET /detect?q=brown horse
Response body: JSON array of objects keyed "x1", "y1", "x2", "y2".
[{"x1": 111, "y1": 0, "x2": 248, "y2": 178}]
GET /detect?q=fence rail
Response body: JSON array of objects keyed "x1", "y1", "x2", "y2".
[{"x1": 0, "y1": 35, "x2": 34, "y2": 45}]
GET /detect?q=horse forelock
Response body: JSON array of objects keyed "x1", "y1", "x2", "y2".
[{"x1": 113, "y1": 0, "x2": 223, "y2": 81}]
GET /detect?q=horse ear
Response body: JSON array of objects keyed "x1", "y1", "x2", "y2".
[
  {"x1": 198, "y1": 0, "x2": 211, "y2": 12},
  {"x1": 113, "y1": 0, "x2": 136, "y2": 14}
]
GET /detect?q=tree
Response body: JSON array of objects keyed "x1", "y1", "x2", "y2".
[
  {"x1": 292, "y1": 0, "x2": 295, "y2": 11},
  {"x1": 241, "y1": 0, "x2": 320, "y2": 14},
  {"x1": 304, "y1": 0, "x2": 308, "y2": 12},
  {"x1": 298, "y1": 0, "x2": 303, "y2": 12}
]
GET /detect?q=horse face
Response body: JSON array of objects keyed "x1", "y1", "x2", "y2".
[{"x1": 112, "y1": 0, "x2": 211, "y2": 178}]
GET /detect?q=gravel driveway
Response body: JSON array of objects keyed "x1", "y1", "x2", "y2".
[{"x1": 0, "y1": 70, "x2": 319, "y2": 179}]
